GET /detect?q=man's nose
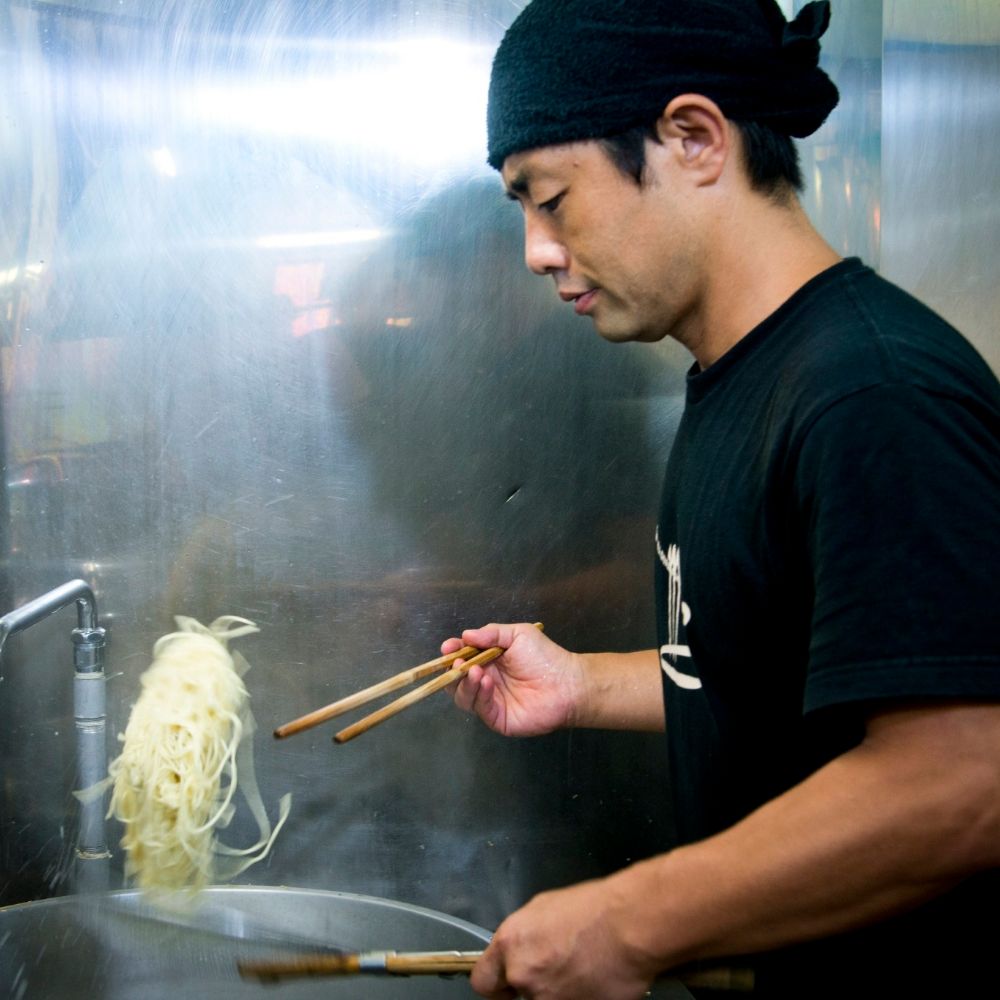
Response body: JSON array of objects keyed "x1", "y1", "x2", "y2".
[{"x1": 523, "y1": 215, "x2": 568, "y2": 275}]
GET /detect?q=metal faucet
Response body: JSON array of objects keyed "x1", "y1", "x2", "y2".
[{"x1": 0, "y1": 579, "x2": 111, "y2": 890}]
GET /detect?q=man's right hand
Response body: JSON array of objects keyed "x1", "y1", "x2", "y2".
[{"x1": 442, "y1": 623, "x2": 585, "y2": 737}]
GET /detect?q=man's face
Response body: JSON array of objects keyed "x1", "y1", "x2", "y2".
[{"x1": 501, "y1": 138, "x2": 699, "y2": 343}]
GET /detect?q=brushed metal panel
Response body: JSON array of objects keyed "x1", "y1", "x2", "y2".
[
  {"x1": 881, "y1": 0, "x2": 1000, "y2": 371},
  {"x1": 0, "y1": 0, "x2": 679, "y2": 932},
  {"x1": 797, "y1": 0, "x2": 883, "y2": 265}
]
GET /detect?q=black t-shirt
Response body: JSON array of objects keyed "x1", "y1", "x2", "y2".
[{"x1": 654, "y1": 258, "x2": 1000, "y2": 995}]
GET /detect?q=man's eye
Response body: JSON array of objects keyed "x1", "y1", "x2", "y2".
[{"x1": 539, "y1": 192, "x2": 565, "y2": 213}]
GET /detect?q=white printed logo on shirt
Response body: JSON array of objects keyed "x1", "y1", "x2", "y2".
[{"x1": 656, "y1": 528, "x2": 702, "y2": 691}]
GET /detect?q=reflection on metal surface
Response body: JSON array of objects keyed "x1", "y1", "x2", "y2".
[
  {"x1": 797, "y1": 0, "x2": 882, "y2": 264},
  {"x1": 0, "y1": 885, "x2": 491, "y2": 999},
  {"x1": 254, "y1": 228, "x2": 387, "y2": 249},
  {"x1": 0, "y1": 0, "x2": 679, "y2": 924},
  {"x1": 1, "y1": 0, "x2": 997, "y2": 950},
  {"x1": 882, "y1": 0, "x2": 1000, "y2": 370}
]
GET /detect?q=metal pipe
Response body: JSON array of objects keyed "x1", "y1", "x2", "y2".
[
  {"x1": 0, "y1": 580, "x2": 110, "y2": 887},
  {"x1": 0, "y1": 578, "x2": 99, "y2": 657}
]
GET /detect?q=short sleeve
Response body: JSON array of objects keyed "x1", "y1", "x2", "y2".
[{"x1": 795, "y1": 382, "x2": 1000, "y2": 713}]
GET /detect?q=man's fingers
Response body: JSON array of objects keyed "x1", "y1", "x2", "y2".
[
  {"x1": 451, "y1": 663, "x2": 486, "y2": 712},
  {"x1": 470, "y1": 943, "x2": 516, "y2": 999},
  {"x1": 459, "y1": 624, "x2": 501, "y2": 650},
  {"x1": 462, "y1": 622, "x2": 527, "y2": 651}
]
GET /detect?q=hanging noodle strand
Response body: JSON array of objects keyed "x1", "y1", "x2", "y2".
[{"x1": 80, "y1": 616, "x2": 291, "y2": 896}]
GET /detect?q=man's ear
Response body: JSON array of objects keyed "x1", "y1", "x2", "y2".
[{"x1": 653, "y1": 94, "x2": 730, "y2": 187}]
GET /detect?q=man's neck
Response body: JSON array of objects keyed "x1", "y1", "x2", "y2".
[{"x1": 679, "y1": 196, "x2": 841, "y2": 370}]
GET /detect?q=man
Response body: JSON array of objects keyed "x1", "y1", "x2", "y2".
[{"x1": 443, "y1": 1, "x2": 1000, "y2": 998}]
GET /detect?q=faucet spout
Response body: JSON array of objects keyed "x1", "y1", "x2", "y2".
[
  {"x1": 0, "y1": 579, "x2": 111, "y2": 882},
  {"x1": 0, "y1": 579, "x2": 99, "y2": 661}
]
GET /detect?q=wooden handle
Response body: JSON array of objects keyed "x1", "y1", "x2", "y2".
[
  {"x1": 238, "y1": 950, "x2": 754, "y2": 991},
  {"x1": 274, "y1": 645, "x2": 478, "y2": 738},
  {"x1": 383, "y1": 951, "x2": 481, "y2": 975},
  {"x1": 680, "y1": 965, "x2": 756, "y2": 992},
  {"x1": 333, "y1": 623, "x2": 544, "y2": 744},
  {"x1": 238, "y1": 953, "x2": 362, "y2": 982},
  {"x1": 238, "y1": 951, "x2": 481, "y2": 981}
]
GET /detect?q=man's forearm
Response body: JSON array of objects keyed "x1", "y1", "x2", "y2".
[
  {"x1": 571, "y1": 648, "x2": 665, "y2": 731},
  {"x1": 604, "y1": 702, "x2": 1000, "y2": 971}
]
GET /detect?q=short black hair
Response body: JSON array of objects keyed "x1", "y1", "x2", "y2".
[{"x1": 599, "y1": 118, "x2": 804, "y2": 198}]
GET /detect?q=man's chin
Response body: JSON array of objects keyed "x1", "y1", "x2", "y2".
[
  {"x1": 591, "y1": 311, "x2": 669, "y2": 344},
  {"x1": 591, "y1": 315, "x2": 645, "y2": 344}
]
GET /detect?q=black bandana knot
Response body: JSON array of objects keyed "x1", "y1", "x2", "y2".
[{"x1": 781, "y1": 1, "x2": 833, "y2": 68}]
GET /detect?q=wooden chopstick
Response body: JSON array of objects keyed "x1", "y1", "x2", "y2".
[
  {"x1": 237, "y1": 950, "x2": 755, "y2": 991},
  {"x1": 332, "y1": 623, "x2": 543, "y2": 744},
  {"x1": 274, "y1": 645, "x2": 480, "y2": 739}
]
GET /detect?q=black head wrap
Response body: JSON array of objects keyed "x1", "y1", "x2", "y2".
[{"x1": 487, "y1": 0, "x2": 840, "y2": 169}]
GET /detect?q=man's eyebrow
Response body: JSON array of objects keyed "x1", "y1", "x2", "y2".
[{"x1": 504, "y1": 171, "x2": 530, "y2": 200}]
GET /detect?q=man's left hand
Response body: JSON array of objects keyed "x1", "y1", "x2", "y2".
[{"x1": 471, "y1": 876, "x2": 656, "y2": 1000}]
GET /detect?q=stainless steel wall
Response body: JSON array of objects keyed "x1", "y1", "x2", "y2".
[
  {"x1": 881, "y1": 1, "x2": 1000, "y2": 371},
  {"x1": 1, "y1": 0, "x2": 996, "y2": 934}
]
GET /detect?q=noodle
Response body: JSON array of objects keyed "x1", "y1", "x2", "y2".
[{"x1": 81, "y1": 616, "x2": 291, "y2": 895}]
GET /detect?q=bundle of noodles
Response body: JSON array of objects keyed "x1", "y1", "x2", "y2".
[{"x1": 81, "y1": 616, "x2": 291, "y2": 896}]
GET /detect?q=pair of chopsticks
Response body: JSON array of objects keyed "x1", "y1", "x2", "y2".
[
  {"x1": 273, "y1": 624, "x2": 543, "y2": 744},
  {"x1": 237, "y1": 950, "x2": 755, "y2": 992}
]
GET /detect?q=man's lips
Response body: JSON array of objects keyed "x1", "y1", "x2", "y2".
[{"x1": 560, "y1": 288, "x2": 599, "y2": 315}]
